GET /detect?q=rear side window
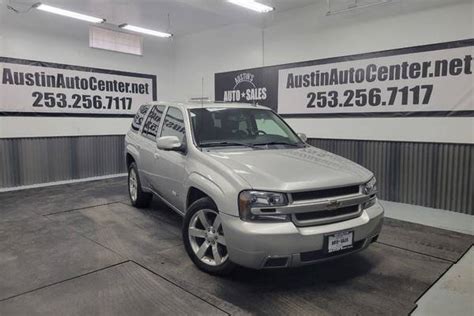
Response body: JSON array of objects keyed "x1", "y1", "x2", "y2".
[
  {"x1": 131, "y1": 104, "x2": 150, "y2": 131},
  {"x1": 142, "y1": 105, "x2": 166, "y2": 140},
  {"x1": 161, "y1": 107, "x2": 186, "y2": 143}
]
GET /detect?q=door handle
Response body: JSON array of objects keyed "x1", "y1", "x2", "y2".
[
  {"x1": 136, "y1": 144, "x2": 141, "y2": 150},
  {"x1": 154, "y1": 152, "x2": 161, "y2": 159}
]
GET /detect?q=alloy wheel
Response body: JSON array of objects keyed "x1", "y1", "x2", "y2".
[{"x1": 188, "y1": 209, "x2": 228, "y2": 266}]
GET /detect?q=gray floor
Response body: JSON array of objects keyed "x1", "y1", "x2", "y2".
[
  {"x1": 413, "y1": 247, "x2": 474, "y2": 316},
  {"x1": 381, "y1": 200, "x2": 473, "y2": 235},
  {"x1": 0, "y1": 177, "x2": 472, "y2": 315}
]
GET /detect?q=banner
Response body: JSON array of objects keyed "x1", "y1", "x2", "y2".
[
  {"x1": 214, "y1": 66, "x2": 279, "y2": 111},
  {"x1": 215, "y1": 39, "x2": 474, "y2": 117},
  {"x1": 0, "y1": 57, "x2": 157, "y2": 117}
]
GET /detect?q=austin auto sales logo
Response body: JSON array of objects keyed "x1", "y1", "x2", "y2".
[{"x1": 223, "y1": 72, "x2": 267, "y2": 102}]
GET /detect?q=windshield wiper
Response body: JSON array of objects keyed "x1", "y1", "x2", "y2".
[
  {"x1": 199, "y1": 141, "x2": 255, "y2": 148},
  {"x1": 253, "y1": 141, "x2": 302, "y2": 147}
]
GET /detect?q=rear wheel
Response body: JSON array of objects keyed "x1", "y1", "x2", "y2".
[
  {"x1": 128, "y1": 162, "x2": 152, "y2": 208},
  {"x1": 183, "y1": 197, "x2": 235, "y2": 275}
]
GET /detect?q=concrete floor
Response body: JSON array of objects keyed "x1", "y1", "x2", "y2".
[
  {"x1": 413, "y1": 247, "x2": 474, "y2": 316},
  {"x1": 0, "y1": 177, "x2": 472, "y2": 315},
  {"x1": 381, "y1": 200, "x2": 474, "y2": 235}
]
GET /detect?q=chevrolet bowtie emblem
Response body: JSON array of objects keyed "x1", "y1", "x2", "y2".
[{"x1": 326, "y1": 200, "x2": 341, "y2": 210}]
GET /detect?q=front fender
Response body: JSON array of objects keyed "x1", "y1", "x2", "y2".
[{"x1": 185, "y1": 172, "x2": 239, "y2": 216}]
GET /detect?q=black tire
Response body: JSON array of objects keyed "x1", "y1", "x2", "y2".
[
  {"x1": 128, "y1": 162, "x2": 152, "y2": 208},
  {"x1": 183, "y1": 197, "x2": 236, "y2": 275}
]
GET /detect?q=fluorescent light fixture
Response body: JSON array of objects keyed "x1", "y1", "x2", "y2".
[
  {"x1": 34, "y1": 3, "x2": 105, "y2": 23},
  {"x1": 326, "y1": 0, "x2": 392, "y2": 15},
  {"x1": 228, "y1": 0, "x2": 274, "y2": 13},
  {"x1": 119, "y1": 24, "x2": 172, "y2": 38}
]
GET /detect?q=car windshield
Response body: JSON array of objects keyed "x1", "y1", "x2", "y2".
[{"x1": 189, "y1": 107, "x2": 304, "y2": 148}]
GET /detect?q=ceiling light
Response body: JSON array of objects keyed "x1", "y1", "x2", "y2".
[
  {"x1": 326, "y1": 0, "x2": 392, "y2": 15},
  {"x1": 228, "y1": 0, "x2": 274, "y2": 13},
  {"x1": 119, "y1": 24, "x2": 172, "y2": 38},
  {"x1": 34, "y1": 3, "x2": 105, "y2": 23}
]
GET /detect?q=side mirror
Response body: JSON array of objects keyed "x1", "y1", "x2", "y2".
[
  {"x1": 297, "y1": 133, "x2": 308, "y2": 142},
  {"x1": 157, "y1": 136, "x2": 184, "y2": 152}
]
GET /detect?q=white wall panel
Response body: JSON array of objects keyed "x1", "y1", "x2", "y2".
[
  {"x1": 0, "y1": 8, "x2": 175, "y2": 138},
  {"x1": 0, "y1": 117, "x2": 132, "y2": 138},
  {"x1": 286, "y1": 117, "x2": 474, "y2": 144}
]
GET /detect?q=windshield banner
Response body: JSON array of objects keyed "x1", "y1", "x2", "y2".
[
  {"x1": 0, "y1": 57, "x2": 157, "y2": 117},
  {"x1": 215, "y1": 39, "x2": 473, "y2": 118}
]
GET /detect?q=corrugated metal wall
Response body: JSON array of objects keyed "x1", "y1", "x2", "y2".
[
  {"x1": 0, "y1": 135, "x2": 126, "y2": 188},
  {"x1": 308, "y1": 138, "x2": 473, "y2": 215},
  {"x1": 0, "y1": 136, "x2": 472, "y2": 214}
]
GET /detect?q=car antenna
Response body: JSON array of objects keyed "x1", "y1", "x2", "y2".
[
  {"x1": 201, "y1": 77, "x2": 204, "y2": 109},
  {"x1": 200, "y1": 77, "x2": 204, "y2": 150}
]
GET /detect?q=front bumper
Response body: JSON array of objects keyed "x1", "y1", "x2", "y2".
[{"x1": 221, "y1": 201, "x2": 384, "y2": 269}]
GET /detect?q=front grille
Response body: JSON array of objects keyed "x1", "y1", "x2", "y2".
[
  {"x1": 291, "y1": 185, "x2": 359, "y2": 202},
  {"x1": 294, "y1": 205, "x2": 359, "y2": 222}
]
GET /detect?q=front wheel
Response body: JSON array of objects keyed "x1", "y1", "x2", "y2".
[{"x1": 183, "y1": 197, "x2": 236, "y2": 275}]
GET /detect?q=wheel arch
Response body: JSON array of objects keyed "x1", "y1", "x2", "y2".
[
  {"x1": 186, "y1": 173, "x2": 226, "y2": 213},
  {"x1": 126, "y1": 153, "x2": 135, "y2": 169},
  {"x1": 125, "y1": 144, "x2": 140, "y2": 169},
  {"x1": 187, "y1": 187, "x2": 212, "y2": 209}
]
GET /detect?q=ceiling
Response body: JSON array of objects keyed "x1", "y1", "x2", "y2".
[{"x1": 4, "y1": 0, "x2": 321, "y2": 36}]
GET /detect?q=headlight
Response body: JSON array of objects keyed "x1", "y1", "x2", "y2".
[
  {"x1": 364, "y1": 176, "x2": 377, "y2": 195},
  {"x1": 238, "y1": 190, "x2": 289, "y2": 222}
]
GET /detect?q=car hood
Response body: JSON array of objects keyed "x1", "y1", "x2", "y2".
[{"x1": 206, "y1": 146, "x2": 372, "y2": 191}]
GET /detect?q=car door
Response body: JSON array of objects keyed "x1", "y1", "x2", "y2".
[
  {"x1": 139, "y1": 104, "x2": 166, "y2": 190},
  {"x1": 154, "y1": 106, "x2": 188, "y2": 211}
]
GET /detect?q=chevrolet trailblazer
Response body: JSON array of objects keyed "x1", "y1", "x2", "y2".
[{"x1": 125, "y1": 101, "x2": 383, "y2": 274}]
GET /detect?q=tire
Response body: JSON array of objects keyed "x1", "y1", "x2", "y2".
[
  {"x1": 183, "y1": 197, "x2": 236, "y2": 275},
  {"x1": 128, "y1": 162, "x2": 152, "y2": 208}
]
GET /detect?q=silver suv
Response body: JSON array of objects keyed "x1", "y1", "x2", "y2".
[{"x1": 125, "y1": 101, "x2": 383, "y2": 274}]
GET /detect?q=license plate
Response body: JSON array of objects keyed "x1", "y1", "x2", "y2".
[{"x1": 327, "y1": 231, "x2": 354, "y2": 253}]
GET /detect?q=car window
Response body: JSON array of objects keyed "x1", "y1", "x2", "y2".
[
  {"x1": 190, "y1": 108, "x2": 302, "y2": 147},
  {"x1": 161, "y1": 107, "x2": 186, "y2": 143},
  {"x1": 142, "y1": 105, "x2": 165, "y2": 140},
  {"x1": 131, "y1": 104, "x2": 150, "y2": 131},
  {"x1": 255, "y1": 112, "x2": 288, "y2": 137}
]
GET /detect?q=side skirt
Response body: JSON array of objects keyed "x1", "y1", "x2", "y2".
[{"x1": 145, "y1": 187, "x2": 185, "y2": 217}]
